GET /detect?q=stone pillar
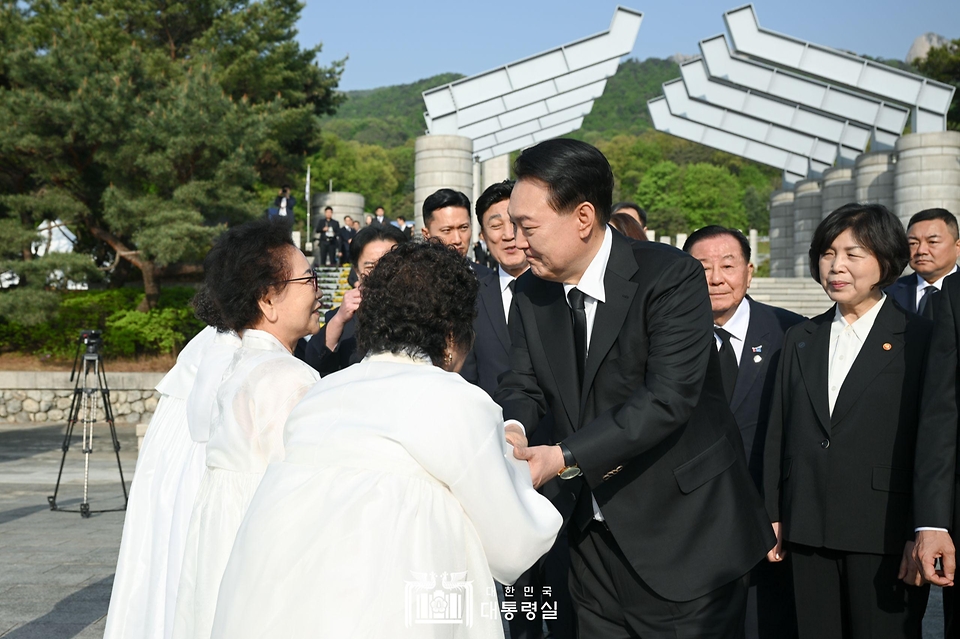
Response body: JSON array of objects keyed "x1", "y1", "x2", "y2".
[
  {"x1": 894, "y1": 131, "x2": 960, "y2": 226},
  {"x1": 792, "y1": 180, "x2": 822, "y2": 278},
  {"x1": 312, "y1": 192, "x2": 365, "y2": 228},
  {"x1": 414, "y1": 135, "x2": 474, "y2": 231},
  {"x1": 820, "y1": 167, "x2": 856, "y2": 220},
  {"x1": 769, "y1": 189, "x2": 795, "y2": 278},
  {"x1": 854, "y1": 151, "x2": 895, "y2": 209}
]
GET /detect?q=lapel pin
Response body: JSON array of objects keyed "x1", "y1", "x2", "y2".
[
  {"x1": 751, "y1": 345, "x2": 763, "y2": 353},
  {"x1": 883, "y1": 342, "x2": 892, "y2": 351},
  {"x1": 754, "y1": 354, "x2": 763, "y2": 363}
]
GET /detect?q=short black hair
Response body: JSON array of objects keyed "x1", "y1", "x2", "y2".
[
  {"x1": 514, "y1": 139, "x2": 614, "y2": 225},
  {"x1": 423, "y1": 188, "x2": 471, "y2": 228},
  {"x1": 350, "y1": 224, "x2": 408, "y2": 264},
  {"x1": 907, "y1": 208, "x2": 959, "y2": 240},
  {"x1": 611, "y1": 202, "x2": 647, "y2": 227},
  {"x1": 683, "y1": 225, "x2": 751, "y2": 262},
  {"x1": 808, "y1": 203, "x2": 909, "y2": 288},
  {"x1": 196, "y1": 219, "x2": 295, "y2": 332},
  {"x1": 476, "y1": 180, "x2": 515, "y2": 227},
  {"x1": 357, "y1": 240, "x2": 478, "y2": 366}
]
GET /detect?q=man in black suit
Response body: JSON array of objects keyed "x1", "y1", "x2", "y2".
[
  {"x1": 339, "y1": 215, "x2": 357, "y2": 265},
  {"x1": 885, "y1": 208, "x2": 960, "y2": 319},
  {"x1": 684, "y1": 226, "x2": 803, "y2": 639},
  {"x1": 421, "y1": 188, "x2": 493, "y2": 278},
  {"x1": 393, "y1": 215, "x2": 413, "y2": 240},
  {"x1": 369, "y1": 206, "x2": 390, "y2": 229},
  {"x1": 497, "y1": 139, "x2": 775, "y2": 637},
  {"x1": 315, "y1": 206, "x2": 341, "y2": 267},
  {"x1": 301, "y1": 224, "x2": 407, "y2": 376}
]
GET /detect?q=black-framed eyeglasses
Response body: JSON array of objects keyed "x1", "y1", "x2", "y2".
[{"x1": 279, "y1": 271, "x2": 320, "y2": 293}]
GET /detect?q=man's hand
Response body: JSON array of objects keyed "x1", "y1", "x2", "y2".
[
  {"x1": 504, "y1": 424, "x2": 527, "y2": 449},
  {"x1": 914, "y1": 529, "x2": 956, "y2": 586},
  {"x1": 513, "y1": 444, "x2": 565, "y2": 489},
  {"x1": 766, "y1": 522, "x2": 785, "y2": 562},
  {"x1": 324, "y1": 288, "x2": 362, "y2": 351},
  {"x1": 899, "y1": 540, "x2": 923, "y2": 586}
]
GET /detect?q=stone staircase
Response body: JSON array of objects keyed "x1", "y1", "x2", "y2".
[{"x1": 748, "y1": 278, "x2": 833, "y2": 318}]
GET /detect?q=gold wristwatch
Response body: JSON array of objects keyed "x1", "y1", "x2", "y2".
[{"x1": 557, "y1": 443, "x2": 582, "y2": 480}]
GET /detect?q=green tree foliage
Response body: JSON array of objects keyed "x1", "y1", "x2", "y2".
[
  {"x1": 0, "y1": 0, "x2": 343, "y2": 320},
  {"x1": 916, "y1": 40, "x2": 960, "y2": 131}
]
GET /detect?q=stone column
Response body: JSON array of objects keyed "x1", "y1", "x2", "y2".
[
  {"x1": 894, "y1": 131, "x2": 960, "y2": 226},
  {"x1": 854, "y1": 151, "x2": 896, "y2": 210},
  {"x1": 769, "y1": 189, "x2": 795, "y2": 278},
  {"x1": 820, "y1": 168, "x2": 856, "y2": 220},
  {"x1": 792, "y1": 180, "x2": 822, "y2": 278},
  {"x1": 414, "y1": 135, "x2": 474, "y2": 231}
]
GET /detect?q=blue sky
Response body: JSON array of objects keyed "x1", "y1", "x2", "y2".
[{"x1": 297, "y1": 0, "x2": 960, "y2": 91}]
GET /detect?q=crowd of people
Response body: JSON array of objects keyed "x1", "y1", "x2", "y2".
[{"x1": 102, "y1": 137, "x2": 960, "y2": 639}]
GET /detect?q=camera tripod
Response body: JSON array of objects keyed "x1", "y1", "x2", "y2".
[{"x1": 48, "y1": 331, "x2": 128, "y2": 518}]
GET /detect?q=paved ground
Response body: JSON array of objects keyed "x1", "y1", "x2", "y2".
[{"x1": 0, "y1": 421, "x2": 949, "y2": 638}]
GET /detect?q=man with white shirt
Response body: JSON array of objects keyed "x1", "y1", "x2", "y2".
[
  {"x1": 496, "y1": 139, "x2": 775, "y2": 637},
  {"x1": 685, "y1": 226, "x2": 803, "y2": 639},
  {"x1": 886, "y1": 208, "x2": 960, "y2": 319}
]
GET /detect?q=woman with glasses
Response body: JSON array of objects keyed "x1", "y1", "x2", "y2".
[
  {"x1": 173, "y1": 219, "x2": 322, "y2": 639},
  {"x1": 211, "y1": 241, "x2": 561, "y2": 639}
]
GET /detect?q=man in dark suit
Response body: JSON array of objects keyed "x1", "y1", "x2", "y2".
[
  {"x1": 339, "y1": 215, "x2": 357, "y2": 265},
  {"x1": 315, "y1": 206, "x2": 340, "y2": 267},
  {"x1": 496, "y1": 139, "x2": 775, "y2": 637},
  {"x1": 913, "y1": 267, "x2": 960, "y2": 638},
  {"x1": 369, "y1": 206, "x2": 390, "y2": 229},
  {"x1": 885, "y1": 208, "x2": 960, "y2": 319},
  {"x1": 684, "y1": 226, "x2": 803, "y2": 639},
  {"x1": 301, "y1": 225, "x2": 407, "y2": 376},
  {"x1": 421, "y1": 188, "x2": 493, "y2": 278}
]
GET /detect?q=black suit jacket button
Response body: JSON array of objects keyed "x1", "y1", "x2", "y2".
[{"x1": 821, "y1": 439, "x2": 830, "y2": 449}]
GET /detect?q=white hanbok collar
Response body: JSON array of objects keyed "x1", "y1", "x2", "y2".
[
  {"x1": 364, "y1": 350, "x2": 434, "y2": 366},
  {"x1": 240, "y1": 329, "x2": 290, "y2": 353}
]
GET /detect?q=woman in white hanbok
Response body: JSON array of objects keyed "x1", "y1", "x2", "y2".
[
  {"x1": 103, "y1": 325, "x2": 219, "y2": 639},
  {"x1": 212, "y1": 241, "x2": 562, "y2": 639},
  {"x1": 172, "y1": 220, "x2": 322, "y2": 639}
]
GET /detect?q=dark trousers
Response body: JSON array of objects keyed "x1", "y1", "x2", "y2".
[
  {"x1": 319, "y1": 240, "x2": 338, "y2": 266},
  {"x1": 745, "y1": 558, "x2": 798, "y2": 639},
  {"x1": 789, "y1": 543, "x2": 928, "y2": 639},
  {"x1": 569, "y1": 521, "x2": 747, "y2": 638},
  {"x1": 507, "y1": 530, "x2": 576, "y2": 639}
]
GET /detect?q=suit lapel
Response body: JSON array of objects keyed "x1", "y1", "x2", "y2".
[
  {"x1": 580, "y1": 234, "x2": 640, "y2": 419},
  {"x1": 795, "y1": 311, "x2": 834, "y2": 434},
  {"x1": 479, "y1": 272, "x2": 511, "y2": 351},
  {"x1": 529, "y1": 281, "x2": 581, "y2": 429},
  {"x1": 729, "y1": 298, "x2": 769, "y2": 412},
  {"x1": 830, "y1": 298, "x2": 904, "y2": 427}
]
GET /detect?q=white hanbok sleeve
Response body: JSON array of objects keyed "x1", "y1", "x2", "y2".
[{"x1": 412, "y1": 376, "x2": 562, "y2": 585}]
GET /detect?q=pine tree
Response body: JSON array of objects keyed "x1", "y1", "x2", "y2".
[{"x1": 0, "y1": 0, "x2": 344, "y2": 317}]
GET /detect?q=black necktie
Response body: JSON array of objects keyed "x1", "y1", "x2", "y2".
[
  {"x1": 506, "y1": 280, "x2": 518, "y2": 330},
  {"x1": 568, "y1": 288, "x2": 587, "y2": 387},
  {"x1": 715, "y1": 327, "x2": 739, "y2": 403},
  {"x1": 918, "y1": 286, "x2": 939, "y2": 319}
]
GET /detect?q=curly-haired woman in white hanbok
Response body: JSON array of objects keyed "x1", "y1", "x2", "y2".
[
  {"x1": 172, "y1": 220, "x2": 322, "y2": 639},
  {"x1": 212, "y1": 241, "x2": 561, "y2": 639}
]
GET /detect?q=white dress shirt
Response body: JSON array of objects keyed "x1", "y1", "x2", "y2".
[
  {"x1": 498, "y1": 266, "x2": 517, "y2": 323},
  {"x1": 714, "y1": 296, "x2": 751, "y2": 364},
  {"x1": 915, "y1": 265, "x2": 958, "y2": 309},
  {"x1": 562, "y1": 227, "x2": 613, "y2": 521},
  {"x1": 827, "y1": 294, "x2": 886, "y2": 415}
]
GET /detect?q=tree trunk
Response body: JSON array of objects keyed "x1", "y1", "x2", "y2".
[{"x1": 137, "y1": 261, "x2": 160, "y2": 312}]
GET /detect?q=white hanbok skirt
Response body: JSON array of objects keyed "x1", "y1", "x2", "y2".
[
  {"x1": 103, "y1": 396, "x2": 206, "y2": 639},
  {"x1": 172, "y1": 467, "x2": 262, "y2": 639}
]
